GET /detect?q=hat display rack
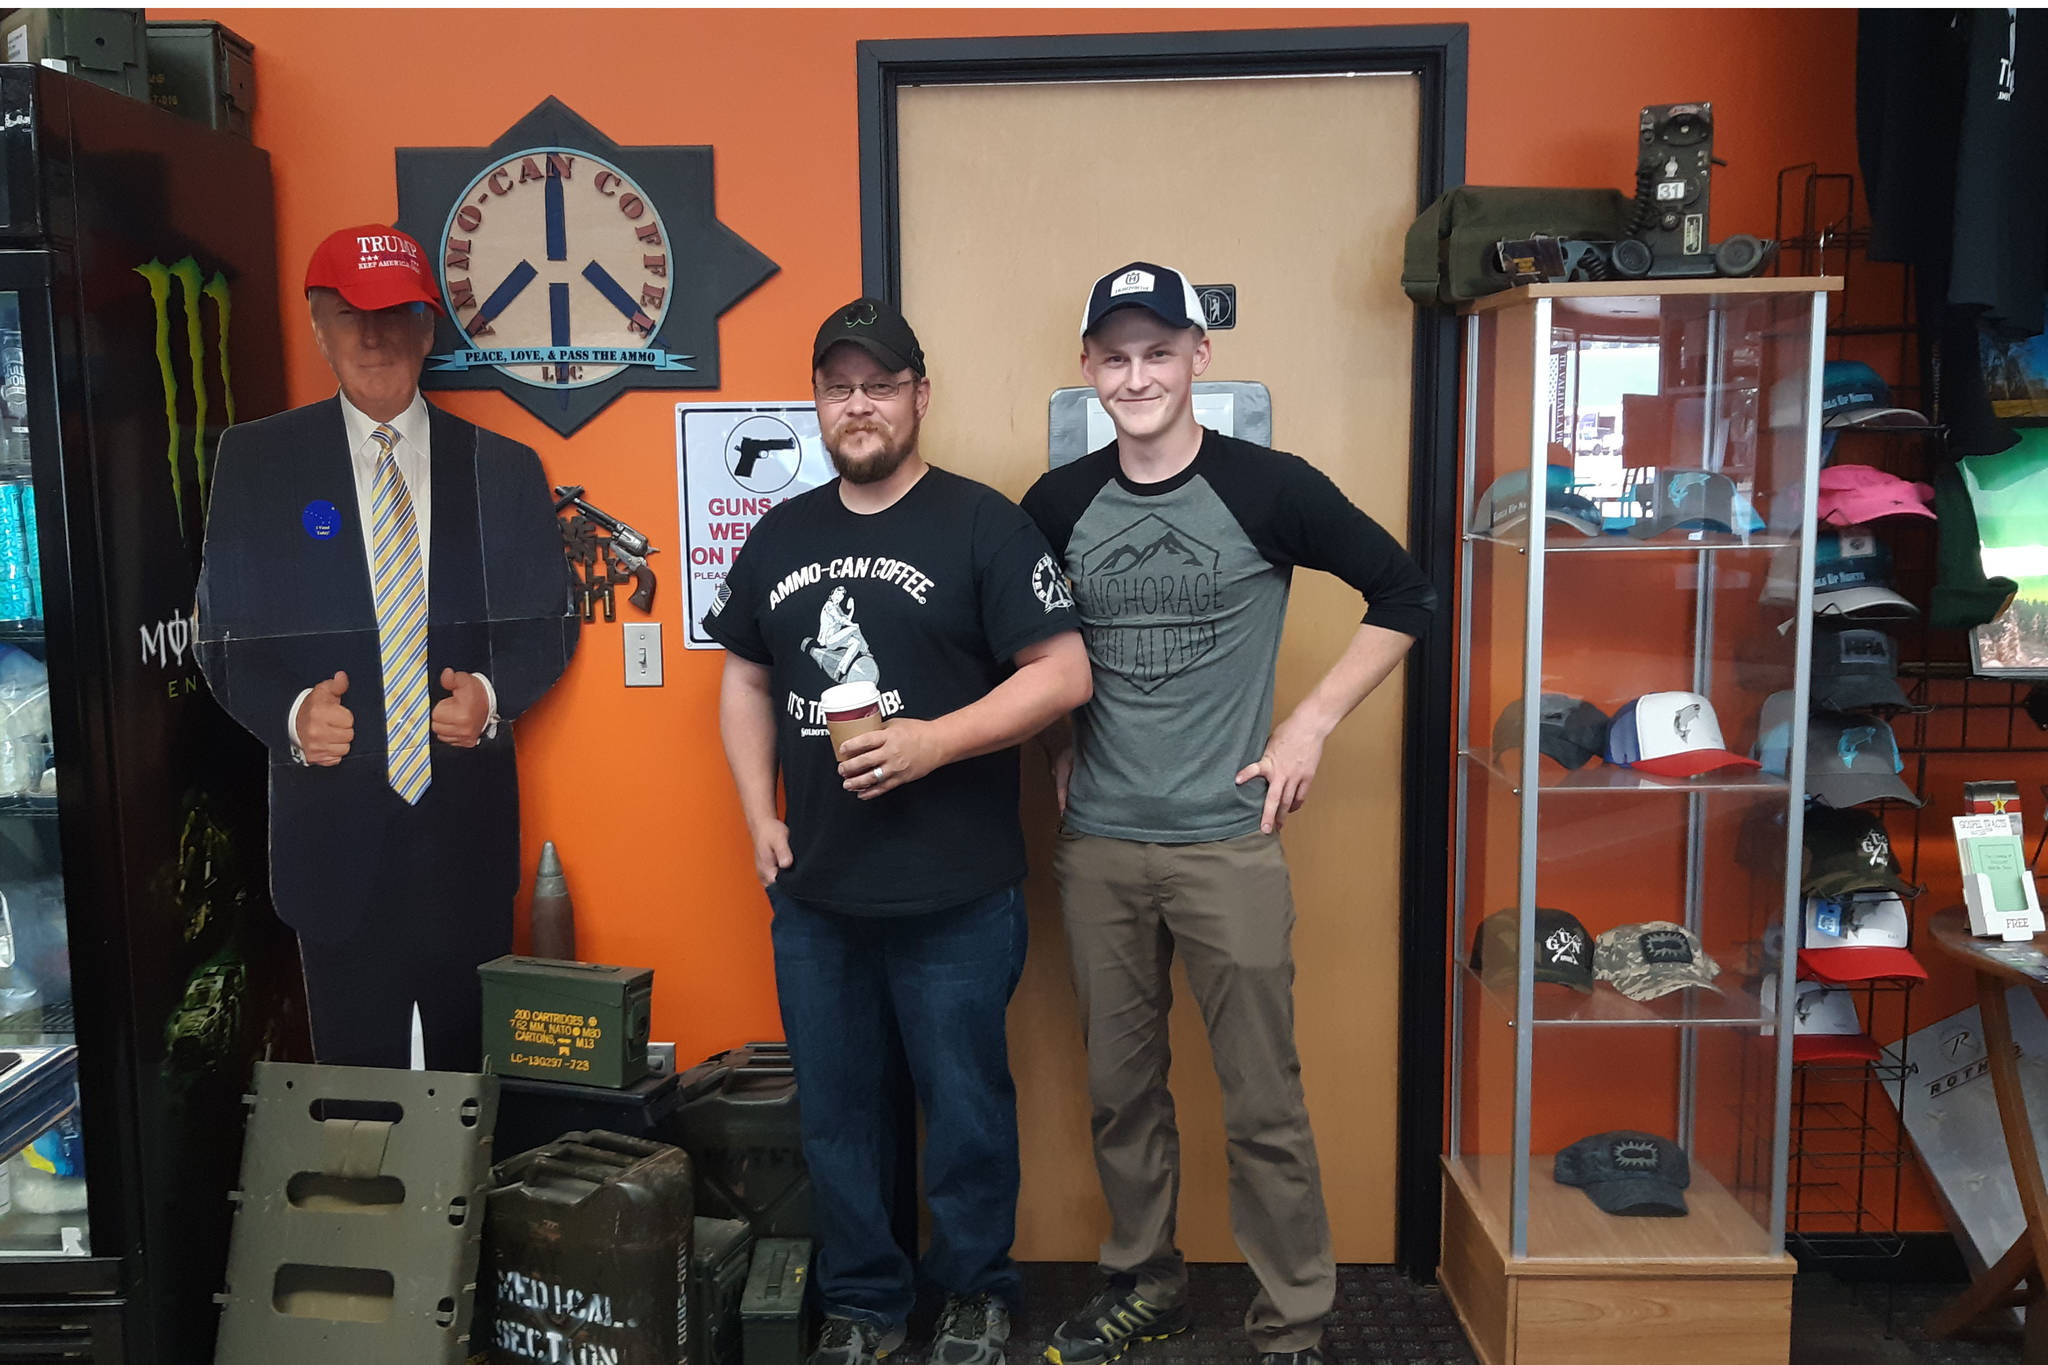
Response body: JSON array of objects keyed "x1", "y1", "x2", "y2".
[
  {"x1": 1766, "y1": 164, "x2": 1924, "y2": 1294},
  {"x1": 1767, "y1": 165, "x2": 2048, "y2": 1310}
]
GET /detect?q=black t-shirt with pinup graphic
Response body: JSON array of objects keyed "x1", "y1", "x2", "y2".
[{"x1": 702, "y1": 466, "x2": 1078, "y2": 915}]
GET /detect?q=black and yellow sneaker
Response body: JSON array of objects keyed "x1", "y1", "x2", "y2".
[
  {"x1": 809, "y1": 1316, "x2": 907, "y2": 1365},
  {"x1": 930, "y1": 1291, "x2": 1011, "y2": 1365},
  {"x1": 1044, "y1": 1275, "x2": 1190, "y2": 1365}
]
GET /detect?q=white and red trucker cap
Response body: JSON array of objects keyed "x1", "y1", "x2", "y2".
[
  {"x1": 1798, "y1": 894, "x2": 1927, "y2": 983},
  {"x1": 1604, "y1": 691, "x2": 1763, "y2": 778},
  {"x1": 1764, "y1": 975, "x2": 1882, "y2": 1064}
]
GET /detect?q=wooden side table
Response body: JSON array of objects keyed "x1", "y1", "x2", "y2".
[{"x1": 1925, "y1": 906, "x2": 2048, "y2": 1362}]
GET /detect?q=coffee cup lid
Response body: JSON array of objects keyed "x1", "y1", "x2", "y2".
[{"x1": 821, "y1": 681, "x2": 880, "y2": 710}]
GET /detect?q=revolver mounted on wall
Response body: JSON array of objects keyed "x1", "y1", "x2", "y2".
[{"x1": 555, "y1": 485, "x2": 658, "y2": 621}]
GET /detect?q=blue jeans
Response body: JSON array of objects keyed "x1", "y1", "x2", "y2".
[{"x1": 767, "y1": 880, "x2": 1028, "y2": 1327}]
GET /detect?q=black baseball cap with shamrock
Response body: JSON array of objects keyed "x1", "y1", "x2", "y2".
[{"x1": 812, "y1": 297, "x2": 926, "y2": 377}]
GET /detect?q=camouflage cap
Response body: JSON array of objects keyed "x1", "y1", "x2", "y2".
[{"x1": 1593, "y1": 920, "x2": 1723, "y2": 1002}]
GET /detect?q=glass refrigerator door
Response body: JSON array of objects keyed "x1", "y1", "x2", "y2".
[{"x1": 0, "y1": 288, "x2": 86, "y2": 1258}]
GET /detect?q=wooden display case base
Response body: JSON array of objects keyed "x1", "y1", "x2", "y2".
[{"x1": 1439, "y1": 1156, "x2": 1794, "y2": 1365}]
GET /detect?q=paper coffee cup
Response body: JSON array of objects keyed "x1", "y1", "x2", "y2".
[{"x1": 821, "y1": 681, "x2": 883, "y2": 755}]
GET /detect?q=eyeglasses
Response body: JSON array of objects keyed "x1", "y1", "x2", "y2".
[{"x1": 815, "y1": 379, "x2": 913, "y2": 403}]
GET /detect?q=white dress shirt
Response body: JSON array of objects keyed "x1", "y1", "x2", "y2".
[
  {"x1": 287, "y1": 389, "x2": 497, "y2": 758},
  {"x1": 339, "y1": 388, "x2": 433, "y2": 587}
]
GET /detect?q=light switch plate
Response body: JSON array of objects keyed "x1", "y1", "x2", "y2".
[{"x1": 623, "y1": 622, "x2": 663, "y2": 686}]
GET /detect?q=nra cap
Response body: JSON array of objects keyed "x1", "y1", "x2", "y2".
[
  {"x1": 304, "y1": 224, "x2": 445, "y2": 316},
  {"x1": 812, "y1": 298, "x2": 926, "y2": 377}
]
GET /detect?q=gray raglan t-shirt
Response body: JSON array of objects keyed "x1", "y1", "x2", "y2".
[{"x1": 1021, "y1": 429, "x2": 1436, "y2": 843}]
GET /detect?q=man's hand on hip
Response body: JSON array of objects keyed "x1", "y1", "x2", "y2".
[
  {"x1": 296, "y1": 671, "x2": 354, "y2": 766},
  {"x1": 838, "y1": 721, "x2": 947, "y2": 801},
  {"x1": 1234, "y1": 713, "x2": 1328, "y2": 834},
  {"x1": 432, "y1": 668, "x2": 491, "y2": 747}
]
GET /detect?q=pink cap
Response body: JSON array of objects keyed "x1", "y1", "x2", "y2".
[{"x1": 1817, "y1": 464, "x2": 1935, "y2": 527}]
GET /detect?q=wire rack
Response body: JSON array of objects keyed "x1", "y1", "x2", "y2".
[
  {"x1": 1768, "y1": 164, "x2": 1937, "y2": 1277},
  {"x1": 1786, "y1": 983, "x2": 1917, "y2": 1263},
  {"x1": 1772, "y1": 162, "x2": 1922, "y2": 410}
]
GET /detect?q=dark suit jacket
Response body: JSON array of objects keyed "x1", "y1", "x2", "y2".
[{"x1": 195, "y1": 397, "x2": 579, "y2": 948}]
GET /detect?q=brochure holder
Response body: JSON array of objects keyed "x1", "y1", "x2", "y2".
[
  {"x1": 1962, "y1": 871, "x2": 2044, "y2": 940},
  {"x1": 1954, "y1": 812, "x2": 2046, "y2": 940}
]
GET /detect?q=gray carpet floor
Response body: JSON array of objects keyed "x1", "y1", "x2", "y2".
[{"x1": 882, "y1": 1263, "x2": 2026, "y2": 1365}]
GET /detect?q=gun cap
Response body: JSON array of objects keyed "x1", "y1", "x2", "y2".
[
  {"x1": 305, "y1": 224, "x2": 447, "y2": 316},
  {"x1": 812, "y1": 298, "x2": 925, "y2": 377}
]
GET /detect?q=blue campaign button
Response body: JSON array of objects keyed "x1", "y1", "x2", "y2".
[{"x1": 302, "y1": 499, "x2": 342, "y2": 540}]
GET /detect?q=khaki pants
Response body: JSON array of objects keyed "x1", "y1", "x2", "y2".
[{"x1": 1053, "y1": 828, "x2": 1334, "y2": 1353}]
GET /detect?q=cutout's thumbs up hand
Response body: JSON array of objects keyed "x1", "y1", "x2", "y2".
[
  {"x1": 297, "y1": 671, "x2": 354, "y2": 766},
  {"x1": 432, "y1": 668, "x2": 490, "y2": 748}
]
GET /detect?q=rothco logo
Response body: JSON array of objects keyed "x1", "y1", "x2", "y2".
[{"x1": 395, "y1": 97, "x2": 778, "y2": 435}]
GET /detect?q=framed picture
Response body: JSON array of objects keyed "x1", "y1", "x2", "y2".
[{"x1": 1983, "y1": 327, "x2": 2048, "y2": 426}]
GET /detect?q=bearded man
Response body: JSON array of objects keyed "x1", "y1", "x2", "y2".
[{"x1": 704, "y1": 298, "x2": 1092, "y2": 1365}]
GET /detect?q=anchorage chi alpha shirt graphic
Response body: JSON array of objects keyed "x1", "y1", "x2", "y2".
[{"x1": 699, "y1": 469, "x2": 1077, "y2": 915}]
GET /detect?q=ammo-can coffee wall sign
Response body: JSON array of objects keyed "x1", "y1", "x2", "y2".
[{"x1": 395, "y1": 97, "x2": 778, "y2": 435}]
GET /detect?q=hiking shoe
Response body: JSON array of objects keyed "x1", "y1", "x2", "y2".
[
  {"x1": 930, "y1": 1291, "x2": 1011, "y2": 1365},
  {"x1": 809, "y1": 1316, "x2": 907, "y2": 1365},
  {"x1": 1256, "y1": 1351, "x2": 1324, "y2": 1365},
  {"x1": 1045, "y1": 1276, "x2": 1189, "y2": 1365}
]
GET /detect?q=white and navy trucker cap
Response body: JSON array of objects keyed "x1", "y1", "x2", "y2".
[
  {"x1": 1605, "y1": 691, "x2": 1762, "y2": 779},
  {"x1": 1081, "y1": 261, "x2": 1204, "y2": 337}
]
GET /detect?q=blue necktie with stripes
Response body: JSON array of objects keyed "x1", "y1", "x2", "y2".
[{"x1": 368, "y1": 422, "x2": 431, "y2": 803}]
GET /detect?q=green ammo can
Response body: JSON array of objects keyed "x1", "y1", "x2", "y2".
[
  {"x1": 479, "y1": 955, "x2": 654, "y2": 1090},
  {"x1": 740, "y1": 1237, "x2": 813, "y2": 1365}
]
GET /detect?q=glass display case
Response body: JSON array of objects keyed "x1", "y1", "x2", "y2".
[{"x1": 1441, "y1": 279, "x2": 1837, "y2": 1365}]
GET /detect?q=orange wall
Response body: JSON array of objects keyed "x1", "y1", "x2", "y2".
[{"x1": 155, "y1": 1, "x2": 1880, "y2": 1207}]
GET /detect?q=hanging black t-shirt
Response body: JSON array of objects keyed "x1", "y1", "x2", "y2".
[
  {"x1": 701, "y1": 467, "x2": 1078, "y2": 915},
  {"x1": 1857, "y1": 8, "x2": 2045, "y2": 455}
]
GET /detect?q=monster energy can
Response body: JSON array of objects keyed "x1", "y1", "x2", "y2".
[
  {"x1": 0, "y1": 483, "x2": 31, "y2": 622},
  {"x1": 0, "y1": 324, "x2": 24, "y2": 469},
  {"x1": 19, "y1": 484, "x2": 36, "y2": 620}
]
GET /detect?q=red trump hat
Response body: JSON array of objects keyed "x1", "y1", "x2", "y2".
[{"x1": 304, "y1": 224, "x2": 446, "y2": 315}]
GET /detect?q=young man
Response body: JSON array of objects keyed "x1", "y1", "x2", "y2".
[
  {"x1": 705, "y1": 299, "x2": 1092, "y2": 1365},
  {"x1": 1021, "y1": 263, "x2": 1437, "y2": 1365}
]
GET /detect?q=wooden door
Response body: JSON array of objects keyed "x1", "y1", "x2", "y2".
[{"x1": 897, "y1": 71, "x2": 1422, "y2": 1262}]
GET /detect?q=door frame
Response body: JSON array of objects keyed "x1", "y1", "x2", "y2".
[{"x1": 856, "y1": 24, "x2": 1466, "y2": 1279}]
